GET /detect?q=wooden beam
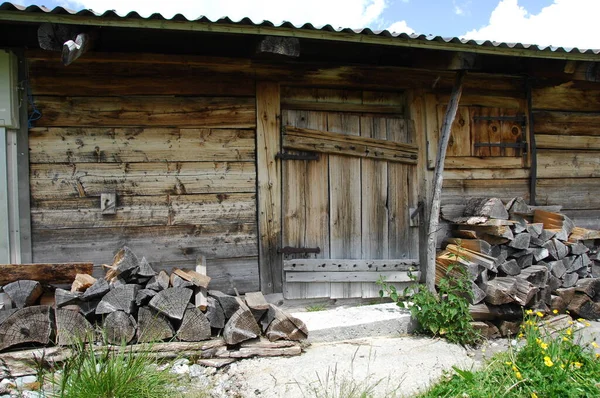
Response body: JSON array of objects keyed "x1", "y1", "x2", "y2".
[
  {"x1": 5, "y1": 11, "x2": 600, "y2": 61},
  {"x1": 426, "y1": 70, "x2": 465, "y2": 292},
  {"x1": 286, "y1": 271, "x2": 415, "y2": 283},
  {"x1": 256, "y1": 36, "x2": 300, "y2": 58},
  {"x1": 256, "y1": 82, "x2": 282, "y2": 294},
  {"x1": 283, "y1": 259, "x2": 418, "y2": 272},
  {"x1": 0, "y1": 262, "x2": 93, "y2": 284},
  {"x1": 0, "y1": 128, "x2": 8, "y2": 263}
]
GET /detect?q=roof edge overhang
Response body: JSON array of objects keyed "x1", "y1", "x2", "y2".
[{"x1": 1, "y1": 9, "x2": 599, "y2": 62}]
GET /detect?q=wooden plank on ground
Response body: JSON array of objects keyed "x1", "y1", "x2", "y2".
[
  {"x1": 283, "y1": 259, "x2": 418, "y2": 272},
  {"x1": 256, "y1": 82, "x2": 282, "y2": 294},
  {"x1": 0, "y1": 263, "x2": 93, "y2": 285},
  {"x1": 286, "y1": 271, "x2": 415, "y2": 283}
]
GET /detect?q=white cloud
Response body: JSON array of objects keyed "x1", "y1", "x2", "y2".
[
  {"x1": 454, "y1": 5, "x2": 464, "y2": 15},
  {"x1": 463, "y1": 0, "x2": 600, "y2": 49},
  {"x1": 62, "y1": 0, "x2": 387, "y2": 29},
  {"x1": 387, "y1": 20, "x2": 415, "y2": 34}
]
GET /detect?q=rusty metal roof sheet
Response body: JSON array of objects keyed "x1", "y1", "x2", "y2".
[{"x1": 1, "y1": 2, "x2": 599, "y2": 60}]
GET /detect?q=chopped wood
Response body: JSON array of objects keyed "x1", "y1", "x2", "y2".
[
  {"x1": 81, "y1": 278, "x2": 110, "y2": 301},
  {"x1": 172, "y1": 268, "x2": 211, "y2": 288},
  {"x1": 567, "y1": 294, "x2": 600, "y2": 319},
  {"x1": 264, "y1": 305, "x2": 308, "y2": 342},
  {"x1": 0, "y1": 306, "x2": 53, "y2": 351},
  {"x1": 440, "y1": 204, "x2": 465, "y2": 222},
  {"x1": 471, "y1": 321, "x2": 497, "y2": 339},
  {"x1": 568, "y1": 242, "x2": 589, "y2": 255},
  {"x1": 55, "y1": 288, "x2": 82, "y2": 307},
  {"x1": 111, "y1": 246, "x2": 140, "y2": 278},
  {"x1": 222, "y1": 344, "x2": 302, "y2": 359},
  {"x1": 245, "y1": 291, "x2": 270, "y2": 322},
  {"x1": 436, "y1": 252, "x2": 481, "y2": 282},
  {"x1": 555, "y1": 287, "x2": 577, "y2": 304},
  {"x1": 78, "y1": 300, "x2": 100, "y2": 317},
  {"x1": 223, "y1": 305, "x2": 261, "y2": 345},
  {"x1": 55, "y1": 308, "x2": 94, "y2": 345},
  {"x1": 506, "y1": 197, "x2": 529, "y2": 215},
  {"x1": 508, "y1": 233, "x2": 531, "y2": 250},
  {"x1": 548, "y1": 261, "x2": 567, "y2": 278},
  {"x1": 137, "y1": 257, "x2": 156, "y2": 277},
  {"x1": 2, "y1": 280, "x2": 43, "y2": 309},
  {"x1": 544, "y1": 238, "x2": 568, "y2": 260},
  {"x1": 177, "y1": 304, "x2": 211, "y2": 342},
  {"x1": 194, "y1": 257, "x2": 208, "y2": 311},
  {"x1": 170, "y1": 273, "x2": 194, "y2": 289},
  {"x1": 547, "y1": 275, "x2": 562, "y2": 292},
  {"x1": 482, "y1": 277, "x2": 517, "y2": 305},
  {"x1": 210, "y1": 290, "x2": 241, "y2": 319},
  {"x1": 574, "y1": 278, "x2": 600, "y2": 298},
  {"x1": 526, "y1": 223, "x2": 544, "y2": 238},
  {"x1": 534, "y1": 210, "x2": 575, "y2": 236},
  {"x1": 146, "y1": 270, "x2": 170, "y2": 292},
  {"x1": 206, "y1": 296, "x2": 225, "y2": 329},
  {"x1": 498, "y1": 320, "x2": 521, "y2": 337},
  {"x1": 469, "y1": 303, "x2": 523, "y2": 321},
  {"x1": 103, "y1": 310, "x2": 137, "y2": 345},
  {"x1": 137, "y1": 307, "x2": 174, "y2": 343},
  {"x1": 0, "y1": 263, "x2": 93, "y2": 285},
  {"x1": 95, "y1": 284, "x2": 139, "y2": 315},
  {"x1": 498, "y1": 259, "x2": 520, "y2": 276},
  {"x1": 548, "y1": 228, "x2": 568, "y2": 242},
  {"x1": 512, "y1": 218, "x2": 527, "y2": 234},
  {"x1": 531, "y1": 247, "x2": 550, "y2": 262},
  {"x1": 135, "y1": 289, "x2": 157, "y2": 307},
  {"x1": 457, "y1": 225, "x2": 514, "y2": 240},
  {"x1": 71, "y1": 274, "x2": 97, "y2": 293},
  {"x1": 444, "y1": 238, "x2": 491, "y2": 255},
  {"x1": 512, "y1": 278, "x2": 538, "y2": 306},
  {"x1": 569, "y1": 227, "x2": 600, "y2": 242},
  {"x1": 463, "y1": 197, "x2": 508, "y2": 220},
  {"x1": 149, "y1": 287, "x2": 192, "y2": 320},
  {"x1": 445, "y1": 244, "x2": 498, "y2": 271},
  {"x1": 550, "y1": 295, "x2": 567, "y2": 313},
  {"x1": 562, "y1": 272, "x2": 579, "y2": 288},
  {"x1": 471, "y1": 282, "x2": 487, "y2": 305},
  {"x1": 0, "y1": 309, "x2": 17, "y2": 325},
  {"x1": 518, "y1": 266, "x2": 549, "y2": 288},
  {"x1": 516, "y1": 253, "x2": 534, "y2": 269}
]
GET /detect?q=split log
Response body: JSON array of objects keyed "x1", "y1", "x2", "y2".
[
  {"x1": 482, "y1": 277, "x2": 516, "y2": 305},
  {"x1": 469, "y1": 303, "x2": 523, "y2": 321},
  {"x1": 544, "y1": 238, "x2": 568, "y2": 260},
  {"x1": 463, "y1": 197, "x2": 509, "y2": 220},
  {"x1": 256, "y1": 36, "x2": 300, "y2": 58},
  {"x1": 0, "y1": 306, "x2": 53, "y2": 351},
  {"x1": 95, "y1": 284, "x2": 139, "y2": 315},
  {"x1": 548, "y1": 261, "x2": 567, "y2": 278},
  {"x1": 137, "y1": 257, "x2": 156, "y2": 277},
  {"x1": 555, "y1": 287, "x2": 577, "y2": 304},
  {"x1": 512, "y1": 278, "x2": 538, "y2": 306},
  {"x1": 436, "y1": 252, "x2": 481, "y2": 282},
  {"x1": 0, "y1": 263, "x2": 93, "y2": 285},
  {"x1": 177, "y1": 304, "x2": 211, "y2": 342},
  {"x1": 498, "y1": 320, "x2": 521, "y2": 337},
  {"x1": 0, "y1": 309, "x2": 17, "y2": 325},
  {"x1": 506, "y1": 197, "x2": 529, "y2": 215},
  {"x1": 457, "y1": 225, "x2": 514, "y2": 240},
  {"x1": 569, "y1": 227, "x2": 600, "y2": 242},
  {"x1": 149, "y1": 287, "x2": 192, "y2": 320},
  {"x1": 81, "y1": 278, "x2": 110, "y2": 301},
  {"x1": 444, "y1": 238, "x2": 491, "y2": 255},
  {"x1": 170, "y1": 273, "x2": 194, "y2": 289},
  {"x1": 470, "y1": 282, "x2": 487, "y2": 305},
  {"x1": 508, "y1": 233, "x2": 531, "y2": 250},
  {"x1": 55, "y1": 308, "x2": 94, "y2": 345},
  {"x1": 440, "y1": 204, "x2": 465, "y2": 222},
  {"x1": 223, "y1": 303, "x2": 261, "y2": 345},
  {"x1": 548, "y1": 228, "x2": 568, "y2": 242},
  {"x1": 245, "y1": 292, "x2": 270, "y2": 322},
  {"x1": 533, "y1": 210, "x2": 575, "y2": 237},
  {"x1": 518, "y1": 266, "x2": 549, "y2": 288},
  {"x1": 568, "y1": 242, "x2": 589, "y2": 255},
  {"x1": 206, "y1": 296, "x2": 225, "y2": 329},
  {"x1": 574, "y1": 278, "x2": 600, "y2": 298},
  {"x1": 71, "y1": 274, "x2": 96, "y2": 292},
  {"x1": 491, "y1": 245, "x2": 509, "y2": 265},
  {"x1": 531, "y1": 229, "x2": 556, "y2": 246},
  {"x1": 567, "y1": 294, "x2": 600, "y2": 319},
  {"x1": 445, "y1": 244, "x2": 498, "y2": 272},
  {"x1": 498, "y1": 259, "x2": 521, "y2": 276},
  {"x1": 471, "y1": 321, "x2": 498, "y2": 339},
  {"x1": 562, "y1": 272, "x2": 579, "y2": 288},
  {"x1": 136, "y1": 307, "x2": 174, "y2": 343},
  {"x1": 264, "y1": 305, "x2": 308, "y2": 342},
  {"x1": 135, "y1": 289, "x2": 157, "y2": 307},
  {"x1": 78, "y1": 300, "x2": 100, "y2": 317},
  {"x1": 526, "y1": 223, "x2": 544, "y2": 238},
  {"x1": 2, "y1": 280, "x2": 43, "y2": 309},
  {"x1": 531, "y1": 247, "x2": 550, "y2": 262},
  {"x1": 103, "y1": 311, "x2": 137, "y2": 345},
  {"x1": 146, "y1": 270, "x2": 170, "y2": 292},
  {"x1": 194, "y1": 256, "x2": 208, "y2": 311},
  {"x1": 547, "y1": 275, "x2": 562, "y2": 292},
  {"x1": 210, "y1": 290, "x2": 241, "y2": 319},
  {"x1": 173, "y1": 268, "x2": 211, "y2": 288},
  {"x1": 550, "y1": 295, "x2": 567, "y2": 313},
  {"x1": 516, "y1": 253, "x2": 534, "y2": 269},
  {"x1": 111, "y1": 246, "x2": 140, "y2": 278},
  {"x1": 55, "y1": 288, "x2": 82, "y2": 307},
  {"x1": 513, "y1": 218, "x2": 527, "y2": 234}
]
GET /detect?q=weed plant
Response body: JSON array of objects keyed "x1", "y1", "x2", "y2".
[
  {"x1": 306, "y1": 304, "x2": 327, "y2": 312},
  {"x1": 419, "y1": 311, "x2": 600, "y2": 398}
]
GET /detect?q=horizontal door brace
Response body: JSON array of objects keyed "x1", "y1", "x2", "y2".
[{"x1": 275, "y1": 152, "x2": 320, "y2": 161}]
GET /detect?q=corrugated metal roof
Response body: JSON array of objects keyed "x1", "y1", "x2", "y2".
[{"x1": 1, "y1": 1, "x2": 599, "y2": 60}]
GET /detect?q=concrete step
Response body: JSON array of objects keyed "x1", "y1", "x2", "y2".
[{"x1": 291, "y1": 302, "x2": 416, "y2": 343}]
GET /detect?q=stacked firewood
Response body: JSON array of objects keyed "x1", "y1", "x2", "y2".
[
  {"x1": 0, "y1": 247, "x2": 307, "y2": 357},
  {"x1": 439, "y1": 197, "x2": 600, "y2": 336}
]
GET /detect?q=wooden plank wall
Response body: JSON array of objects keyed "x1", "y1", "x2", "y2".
[
  {"x1": 532, "y1": 80, "x2": 600, "y2": 229},
  {"x1": 27, "y1": 54, "x2": 260, "y2": 294}
]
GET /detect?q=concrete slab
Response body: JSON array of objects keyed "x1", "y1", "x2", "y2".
[{"x1": 292, "y1": 303, "x2": 417, "y2": 343}]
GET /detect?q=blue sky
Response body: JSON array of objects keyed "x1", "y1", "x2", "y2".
[{"x1": 12, "y1": 0, "x2": 600, "y2": 49}]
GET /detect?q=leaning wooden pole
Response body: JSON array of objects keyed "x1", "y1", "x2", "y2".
[{"x1": 425, "y1": 70, "x2": 465, "y2": 292}]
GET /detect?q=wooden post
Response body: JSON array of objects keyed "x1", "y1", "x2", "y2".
[
  {"x1": 425, "y1": 70, "x2": 465, "y2": 292},
  {"x1": 256, "y1": 82, "x2": 282, "y2": 294}
]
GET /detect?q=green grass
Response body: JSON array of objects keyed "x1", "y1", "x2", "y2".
[
  {"x1": 418, "y1": 312, "x2": 600, "y2": 398},
  {"x1": 51, "y1": 341, "x2": 177, "y2": 398},
  {"x1": 306, "y1": 304, "x2": 328, "y2": 312}
]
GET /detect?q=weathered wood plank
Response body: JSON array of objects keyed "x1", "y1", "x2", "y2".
[
  {"x1": 443, "y1": 156, "x2": 523, "y2": 169},
  {"x1": 536, "y1": 179, "x2": 600, "y2": 210},
  {"x1": 442, "y1": 179, "x2": 530, "y2": 205},
  {"x1": 536, "y1": 134, "x2": 600, "y2": 150},
  {"x1": 443, "y1": 168, "x2": 529, "y2": 180},
  {"x1": 34, "y1": 97, "x2": 256, "y2": 128},
  {"x1": 437, "y1": 92, "x2": 524, "y2": 109},
  {"x1": 533, "y1": 111, "x2": 600, "y2": 136},
  {"x1": 437, "y1": 105, "x2": 471, "y2": 157},
  {"x1": 281, "y1": 100, "x2": 403, "y2": 114},
  {"x1": 31, "y1": 224, "x2": 258, "y2": 265},
  {"x1": 283, "y1": 259, "x2": 418, "y2": 272},
  {"x1": 29, "y1": 60, "x2": 255, "y2": 96},
  {"x1": 328, "y1": 113, "x2": 362, "y2": 298},
  {"x1": 532, "y1": 86, "x2": 600, "y2": 112},
  {"x1": 286, "y1": 271, "x2": 415, "y2": 283},
  {"x1": 170, "y1": 193, "x2": 256, "y2": 225},
  {"x1": 29, "y1": 128, "x2": 255, "y2": 163},
  {"x1": 472, "y1": 108, "x2": 501, "y2": 157},
  {"x1": 0, "y1": 263, "x2": 93, "y2": 285},
  {"x1": 537, "y1": 150, "x2": 600, "y2": 178},
  {"x1": 256, "y1": 82, "x2": 282, "y2": 294},
  {"x1": 30, "y1": 162, "x2": 256, "y2": 199}
]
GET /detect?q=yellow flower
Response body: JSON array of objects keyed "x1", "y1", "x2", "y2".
[
  {"x1": 596, "y1": 353, "x2": 600, "y2": 359},
  {"x1": 512, "y1": 365, "x2": 518, "y2": 372},
  {"x1": 592, "y1": 342, "x2": 599, "y2": 348},
  {"x1": 572, "y1": 361, "x2": 583, "y2": 369},
  {"x1": 560, "y1": 364, "x2": 566, "y2": 369},
  {"x1": 566, "y1": 328, "x2": 573, "y2": 336},
  {"x1": 540, "y1": 342, "x2": 548, "y2": 350},
  {"x1": 568, "y1": 320, "x2": 575, "y2": 325},
  {"x1": 544, "y1": 356, "x2": 554, "y2": 367},
  {"x1": 563, "y1": 337, "x2": 569, "y2": 342},
  {"x1": 536, "y1": 311, "x2": 544, "y2": 318},
  {"x1": 553, "y1": 309, "x2": 559, "y2": 314},
  {"x1": 518, "y1": 333, "x2": 524, "y2": 338},
  {"x1": 585, "y1": 321, "x2": 591, "y2": 327},
  {"x1": 531, "y1": 393, "x2": 539, "y2": 398},
  {"x1": 515, "y1": 371, "x2": 522, "y2": 380},
  {"x1": 505, "y1": 361, "x2": 512, "y2": 366},
  {"x1": 526, "y1": 309, "x2": 533, "y2": 315}
]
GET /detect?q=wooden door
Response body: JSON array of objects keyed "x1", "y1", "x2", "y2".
[{"x1": 280, "y1": 89, "x2": 420, "y2": 299}]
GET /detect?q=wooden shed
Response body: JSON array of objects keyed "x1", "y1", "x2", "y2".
[{"x1": 0, "y1": 3, "x2": 599, "y2": 299}]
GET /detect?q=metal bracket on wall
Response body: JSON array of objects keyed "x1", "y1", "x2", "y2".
[
  {"x1": 409, "y1": 201, "x2": 424, "y2": 227},
  {"x1": 275, "y1": 152, "x2": 320, "y2": 161},
  {"x1": 472, "y1": 115, "x2": 528, "y2": 156}
]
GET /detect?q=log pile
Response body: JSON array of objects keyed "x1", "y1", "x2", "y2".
[
  {"x1": 439, "y1": 197, "x2": 600, "y2": 337},
  {"x1": 0, "y1": 247, "x2": 307, "y2": 361}
]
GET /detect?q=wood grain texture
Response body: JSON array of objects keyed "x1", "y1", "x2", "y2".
[
  {"x1": 30, "y1": 162, "x2": 256, "y2": 199},
  {"x1": 29, "y1": 128, "x2": 255, "y2": 163},
  {"x1": 536, "y1": 178, "x2": 600, "y2": 210},
  {"x1": 443, "y1": 157, "x2": 524, "y2": 169},
  {"x1": 256, "y1": 82, "x2": 282, "y2": 294},
  {"x1": 443, "y1": 168, "x2": 529, "y2": 180},
  {"x1": 441, "y1": 179, "x2": 530, "y2": 205},
  {"x1": 34, "y1": 97, "x2": 256, "y2": 128},
  {"x1": 0, "y1": 263, "x2": 92, "y2": 284},
  {"x1": 532, "y1": 85, "x2": 600, "y2": 112},
  {"x1": 170, "y1": 193, "x2": 256, "y2": 225},
  {"x1": 536, "y1": 134, "x2": 600, "y2": 150},
  {"x1": 437, "y1": 105, "x2": 471, "y2": 157},
  {"x1": 286, "y1": 271, "x2": 415, "y2": 283},
  {"x1": 537, "y1": 150, "x2": 600, "y2": 178},
  {"x1": 533, "y1": 111, "x2": 600, "y2": 136},
  {"x1": 283, "y1": 259, "x2": 418, "y2": 271}
]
